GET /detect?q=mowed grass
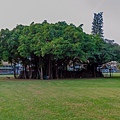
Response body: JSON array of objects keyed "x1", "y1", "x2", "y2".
[{"x1": 0, "y1": 77, "x2": 120, "y2": 120}]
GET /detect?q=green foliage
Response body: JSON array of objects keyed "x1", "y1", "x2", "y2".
[
  {"x1": 117, "y1": 62, "x2": 120, "y2": 70},
  {"x1": 0, "y1": 21, "x2": 119, "y2": 79},
  {"x1": 92, "y1": 12, "x2": 104, "y2": 38}
]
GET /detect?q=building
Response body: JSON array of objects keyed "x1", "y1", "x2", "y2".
[{"x1": 0, "y1": 61, "x2": 13, "y2": 74}]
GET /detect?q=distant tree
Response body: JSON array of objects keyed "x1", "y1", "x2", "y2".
[{"x1": 92, "y1": 12, "x2": 104, "y2": 38}]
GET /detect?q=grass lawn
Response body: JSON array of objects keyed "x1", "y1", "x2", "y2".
[
  {"x1": 0, "y1": 75, "x2": 14, "y2": 78},
  {"x1": 113, "y1": 73, "x2": 120, "y2": 77},
  {"x1": 0, "y1": 77, "x2": 120, "y2": 120}
]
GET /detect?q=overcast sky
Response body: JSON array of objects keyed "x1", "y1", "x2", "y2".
[{"x1": 0, "y1": 0, "x2": 120, "y2": 44}]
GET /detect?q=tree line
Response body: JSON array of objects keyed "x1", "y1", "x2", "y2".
[{"x1": 0, "y1": 21, "x2": 120, "y2": 79}]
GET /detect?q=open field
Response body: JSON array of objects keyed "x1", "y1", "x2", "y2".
[
  {"x1": 103, "y1": 73, "x2": 120, "y2": 77},
  {"x1": 0, "y1": 77, "x2": 120, "y2": 120},
  {"x1": 113, "y1": 73, "x2": 120, "y2": 77}
]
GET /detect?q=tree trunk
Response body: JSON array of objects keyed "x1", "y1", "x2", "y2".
[
  {"x1": 40, "y1": 65, "x2": 43, "y2": 79},
  {"x1": 23, "y1": 64, "x2": 27, "y2": 79},
  {"x1": 110, "y1": 64, "x2": 112, "y2": 77},
  {"x1": 93, "y1": 64, "x2": 96, "y2": 78},
  {"x1": 48, "y1": 58, "x2": 53, "y2": 79},
  {"x1": 13, "y1": 63, "x2": 17, "y2": 79},
  {"x1": 55, "y1": 66, "x2": 59, "y2": 79}
]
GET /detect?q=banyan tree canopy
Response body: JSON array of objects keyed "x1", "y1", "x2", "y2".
[{"x1": 0, "y1": 21, "x2": 120, "y2": 79}]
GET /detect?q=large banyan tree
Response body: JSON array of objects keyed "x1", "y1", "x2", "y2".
[{"x1": 0, "y1": 21, "x2": 120, "y2": 79}]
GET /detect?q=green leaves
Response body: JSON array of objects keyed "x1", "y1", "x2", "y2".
[{"x1": 0, "y1": 21, "x2": 119, "y2": 66}]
